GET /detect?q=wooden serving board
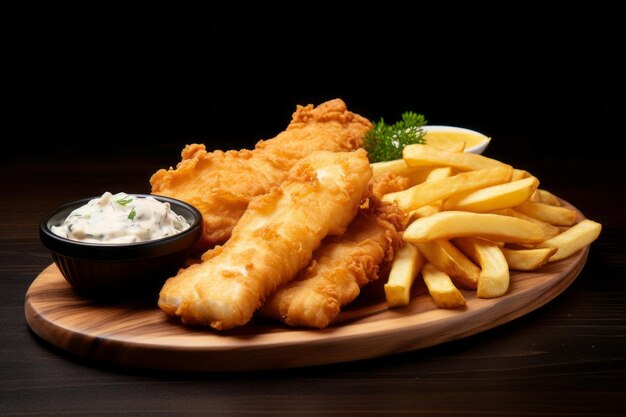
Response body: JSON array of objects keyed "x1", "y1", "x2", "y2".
[{"x1": 25, "y1": 245, "x2": 589, "y2": 372}]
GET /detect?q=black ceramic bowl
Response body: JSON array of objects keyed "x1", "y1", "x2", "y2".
[{"x1": 39, "y1": 194, "x2": 203, "y2": 298}]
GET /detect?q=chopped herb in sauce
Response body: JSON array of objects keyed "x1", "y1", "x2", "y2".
[{"x1": 51, "y1": 192, "x2": 190, "y2": 243}]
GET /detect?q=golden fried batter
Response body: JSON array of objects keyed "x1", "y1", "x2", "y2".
[
  {"x1": 259, "y1": 197, "x2": 404, "y2": 328},
  {"x1": 150, "y1": 99, "x2": 372, "y2": 252},
  {"x1": 158, "y1": 150, "x2": 372, "y2": 330}
]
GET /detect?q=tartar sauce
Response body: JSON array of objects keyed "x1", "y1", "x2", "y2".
[{"x1": 51, "y1": 192, "x2": 191, "y2": 243}]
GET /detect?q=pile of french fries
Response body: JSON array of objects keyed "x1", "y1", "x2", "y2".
[{"x1": 374, "y1": 143, "x2": 602, "y2": 309}]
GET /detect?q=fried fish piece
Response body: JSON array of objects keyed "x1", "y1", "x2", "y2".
[
  {"x1": 158, "y1": 150, "x2": 372, "y2": 330},
  {"x1": 259, "y1": 197, "x2": 404, "y2": 329},
  {"x1": 371, "y1": 172, "x2": 411, "y2": 198},
  {"x1": 150, "y1": 99, "x2": 372, "y2": 252}
]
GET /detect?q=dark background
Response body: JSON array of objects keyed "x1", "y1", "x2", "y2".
[
  {"x1": 5, "y1": 1, "x2": 625, "y2": 165},
  {"x1": 2, "y1": 2, "x2": 626, "y2": 415}
]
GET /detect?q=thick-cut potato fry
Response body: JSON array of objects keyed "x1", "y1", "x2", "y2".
[
  {"x1": 371, "y1": 172, "x2": 411, "y2": 198},
  {"x1": 405, "y1": 205, "x2": 441, "y2": 225},
  {"x1": 536, "y1": 189, "x2": 562, "y2": 206},
  {"x1": 385, "y1": 243, "x2": 423, "y2": 307},
  {"x1": 400, "y1": 166, "x2": 453, "y2": 225},
  {"x1": 490, "y1": 208, "x2": 561, "y2": 240},
  {"x1": 501, "y1": 247, "x2": 557, "y2": 270},
  {"x1": 515, "y1": 201, "x2": 577, "y2": 226},
  {"x1": 371, "y1": 159, "x2": 414, "y2": 178},
  {"x1": 370, "y1": 160, "x2": 438, "y2": 186},
  {"x1": 538, "y1": 219, "x2": 602, "y2": 261},
  {"x1": 414, "y1": 240, "x2": 480, "y2": 289},
  {"x1": 404, "y1": 167, "x2": 441, "y2": 186},
  {"x1": 421, "y1": 263, "x2": 466, "y2": 308},
  {"x1": 377, "y1": 140, "x2": 602, "y2": 310},
  {"x1": 371, "y1": 160, "x2": 450, "y2": 186},
  {"x1": 425, "y1": 166, "x2": 453, "y2": 182},
  {"x1": 453, "y1": 238, "x2": 509, "y2": 298},
  {"x1": 400, "y1": 167, "x2": 453, "y2": 224},
  {"x1": 443, "y1": 176, "x2": 539, "y2": 212},
  {"x1": 511, "y1": 169, "x2": 532, "y2": 181},
  {"x1": 404, "y1": 211, "x2": 545, "y2": 244},
  {"x1": 529, "y1": 190, "x2": 542, "y2": 202},
  {"x1": 383, "y1": 165, "x2": 513, "y2": 212},
  {"x1": 403, "y1": 144, "x2": 508, "y2": 171}
]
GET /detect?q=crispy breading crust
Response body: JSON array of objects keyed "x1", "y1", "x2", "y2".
[
  {"x1": 158, "y1": 150, "x2": 372, "y2": 330},
  {"x1": 371, "y1": 172, "x2": 411, "y2": 198},
  {"x1": 259, "y1": 196, "x2": 404, "y2": 329},
  {"x1": 150, "y1": 99, "x2": 372, "y2": 252}
]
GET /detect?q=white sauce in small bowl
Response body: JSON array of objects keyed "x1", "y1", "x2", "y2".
[{"x1": 51, "y1": 192, "x2": 191, "y2": 243}]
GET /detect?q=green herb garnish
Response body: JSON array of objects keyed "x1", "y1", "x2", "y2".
[
  {"x1": 364, "y1": 111, "x2": 428, "y2": 162},
  {"x1": 128, "y1": 207, "x2": 136, "y2": 221},
  {"x1": 116, "y1": 195, "x2": 134, "y2": 206}
]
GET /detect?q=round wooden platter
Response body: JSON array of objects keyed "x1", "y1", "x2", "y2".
[{"x1": 25, "y1": 246, "x2": 589, "y2": 372}]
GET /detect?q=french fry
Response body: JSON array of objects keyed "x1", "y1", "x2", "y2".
[
  {"x1": 405, "y1": 205, "x2": 442, "y2": 225},
  {"x1": 515, "y1": 201, "x2": 577, "y2": 226},
  {"x1": 403, "y1": 144, "x2": 508, "y2": 171},
  {"x1": 490, "y1": 208, "x2": 560, "y2": 240},
  {"x1": 404, "y1": 211, "x2": 546, "y2": 244},
  {"x1": 511, "y1": 169, "x2": 532, "y2": 181},
  {"x1": 379, "y1": 139, "x2": 602, "y2": 310},
  {"x1": 385, "y1": 243, "x2": 423, "y2": 307},
  {"x1": 401, "y1": 166, "x2": 454, "y2": 225},
  {"x1": 536, "y1": 189, "x2": 562, "y2": 206},
  {"x1": 425, "y1": 166, "x2": 453, "y2": 182},
  {"x1": 413, "y1": 240, "x2": 480, "y2": 289},
  {"x1": 443, "y1": 176, "x2": 539, "y2": 212},
  {"x1": 529, "y1": 190, "x2": 542, "y2": 202},
  {"x1": 371, "y1": 158, "x2": 416, "y2": 178},
  {"x1": 382, "y1": 165, "x2": 513, "y2": 212},
  {"x1": 501, "y1": 247, "x2": 557, "y2": 271},
  {"x1": 453, "y1": 238, "x2": 510, "y2": 298},
  {"x1": 371, "y1": 161, "x2": 455, "y2": 186},
  {"x1": 404, "y1": 167, "x2": 443, "y2": 186},
  {"x1": 421, "y1": 263, "x2": 466, "y2": 308},
  {"x1": 403, "y1": 166, "x2": 453, "y2": 223},
  {"x1": 538, "y1": 219, "x2": 602, "y2": 261}
]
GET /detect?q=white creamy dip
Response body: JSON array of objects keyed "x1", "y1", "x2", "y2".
[{"x1": 51, "y1": 192, "x2": 191, "y2": 243}]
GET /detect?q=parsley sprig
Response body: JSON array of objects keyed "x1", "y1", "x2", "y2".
[{"x1": 364, "y1": 111, "x2": 428, "y2": 162}]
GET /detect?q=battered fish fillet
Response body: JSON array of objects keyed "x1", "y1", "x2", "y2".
[
  {"x1": 150, "y1": 99, "x2": 372, "y2": 251},
  {"x1": 259, "y1": 198, "x2": 404, "y2": 328},
  {"x1": 371, "y1": 172, "x2": 411, "y2": 198},
  {"x1": 158, "y1": 150, "x2": 372, "y2": 330}
]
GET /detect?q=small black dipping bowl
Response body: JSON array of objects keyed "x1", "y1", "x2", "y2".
[{"x1": 39, "y1": 194, "x2": 203, "y2": 299}]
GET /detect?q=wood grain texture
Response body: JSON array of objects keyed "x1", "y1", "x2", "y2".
[
  {"x1": 4, "y1": 148, "x2": 624, "y2": 416},
  {"x1": 24, "y1": 246, "x2": 588, "y2": 371}
]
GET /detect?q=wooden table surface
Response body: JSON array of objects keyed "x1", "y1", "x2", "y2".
[{"x1": 2, "y1": 147, "x2": 625, "y2": 416}]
